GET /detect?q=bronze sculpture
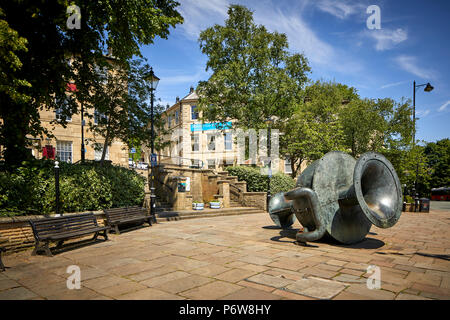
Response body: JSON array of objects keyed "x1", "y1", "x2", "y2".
[{"x1": 269, "y1": 151, "x2": 402, "y2": 245}]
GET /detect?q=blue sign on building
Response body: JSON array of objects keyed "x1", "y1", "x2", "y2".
[
  {"x1": 190, "y1": 121, "x2": 232, "y2": 132},
  {"x1": 150, "y1": 153, "x2": 157, "y2": 167}
]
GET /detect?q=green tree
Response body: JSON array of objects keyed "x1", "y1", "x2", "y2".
[
  {"x1": 196, "y1": 5, "x2": 310, "y2": 130},
  {"x1": 278, "y1": 81, "x2": 351, "y2": 178},
  {"x1": 339, "y1": 97, "x2": 413, "y2": 157},
  {"x1": 424, "y1": 138, "x2": 450, "y2": 189},
  {"x1": 0, "y1": 0, "x2": 183, "y2": 167}
]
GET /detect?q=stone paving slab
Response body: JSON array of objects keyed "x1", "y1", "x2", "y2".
[{"x1": 0, "y1": 210, "x2": 449, "y2": 300}]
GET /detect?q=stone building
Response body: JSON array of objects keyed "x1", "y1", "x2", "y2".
[
  {"x1": 156, "y1": 87, "x2": 295, "y2": 175},
  {"x1": 27, "y1": 103, "x2": 129, "y2": 166}
]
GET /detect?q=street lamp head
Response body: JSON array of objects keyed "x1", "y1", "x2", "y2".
[
  {"x1": 424, "y1": 83, "x2": 433, "y2": 92},
  {"x1": 265, "y1": 116, "x2": 274, "y2": 126},
  {"x1": 147, "y1": 67, "x2": 160, "y2": 90}
]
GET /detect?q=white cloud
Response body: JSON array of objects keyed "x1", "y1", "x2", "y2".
[
  {"x1": 315, "y1": 0, "x2": 366, "y2": 19},
  {"x1": 254, "y1": 8, "x2": 334, "y2": 66},
  {"x1": 365, "y1": 28, "x2": 408, "y2": 51},
  {"x1": 178, "y1": 0, "x2": 229, "y2": 39},
  {"x1": 176, "y1": 0, "x2": 364, "y2": 74},
  {"x1": 416, "y1": 109, "x2": 430, "y2": 117},
  {"x1": 379, "y1": 80, "x2": 408, "y2": 89},
  {"x1": 438, "y1": 100, "x2": 450, "y2": 112},
  {"x1": 394, "y1": 55, "x2": 436, "y2": 80}
]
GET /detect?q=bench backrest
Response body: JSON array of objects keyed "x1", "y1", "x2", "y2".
[
  {"x1": 104, "y1": 206, "x2": 148, "y2": 224},
  {"x1": 29, "y1": 213, "x2": 98, "y2": 241}
]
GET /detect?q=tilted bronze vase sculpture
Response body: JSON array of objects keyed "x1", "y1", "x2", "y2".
[{"x1": 269, "y1": 151, "x2": 403, "y2": 245}]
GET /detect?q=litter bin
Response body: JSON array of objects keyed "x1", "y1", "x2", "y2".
[{"x1": 419, "y1": 198, "x2": 430, "y2": 213}]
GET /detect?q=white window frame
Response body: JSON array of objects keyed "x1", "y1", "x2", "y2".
[
  {"x1": 207, "y1": 133, "x2": 216, "y2": 151},
  {"x1": 94, "y1": 144, "x2": 109, "y2": 161},
  {"x1": 284, "y1": 157, "x2": 292, "y2": 174},
  {"x1": 207, "y1": 159, "x2": 216, "y2": 169},
  {"x1": 191, "y1": 134, "x2": 199, "y2": 152},
  {"x1": 55, "y1": 97, "x2": 72, "y2": 122},
  {"x1": 94, "y1": 109, "x2": 107, "y2": 125},
  {"x1": 191, "y1": 105, "x2": 198, "y2": 120},
  {"x1": 56, "y1": 141, "x2": 73, "y2": 163},
  {"x1": 224, "y1": 132, "x2": 232, "y2": 150}
]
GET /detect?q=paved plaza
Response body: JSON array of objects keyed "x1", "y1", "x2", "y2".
[{"x1": 0, "y1": 207, "x2": 449, "y2": 300}]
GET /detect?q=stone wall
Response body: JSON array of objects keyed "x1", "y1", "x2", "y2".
[
  {"x1": 242, "y1": 192, "x2": 267, "y2": 211},
  {"x1": 0, "y1": 211, "x2": 106, "y2": 254}
]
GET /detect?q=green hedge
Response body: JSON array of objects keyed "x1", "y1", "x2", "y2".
[
  {"x1": 0, "y1": 160, "x2": 146, "y2": 217},
  {"x1": 225, "y1": 166, "x2": 295, "y2": 194}
]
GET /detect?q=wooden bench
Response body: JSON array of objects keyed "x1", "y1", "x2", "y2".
[
  {"x1": 29, "y1": 213, "x2": 109, "y2": 257},
  {"x1": 104, "y1": 206, "x2": 152, "y2": 234},
  {"x1": 0, "y1": 237, "x2": 7, "y2": 271},
  {"x1": 0, "y1": 247, "x2": 4, "y2": 271}
]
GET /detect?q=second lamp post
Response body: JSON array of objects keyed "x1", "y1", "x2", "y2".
[{"x1": 147, "y1": 67, "x2": 160, "y2": 222}]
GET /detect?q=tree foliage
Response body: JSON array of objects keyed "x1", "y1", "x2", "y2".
[
  {"x1": 278, "y1": 81, "x2": 352, "y2": 177},
  {"x1": 0, "y1": 160, "x2": 145, "y2": 216},
  {"x1": 424, "y1": 138, "x2": 450, "y2": 189},
  {"x1": 0, "y1": 0, "x2": 183, "y2": 167},
  {"x1": 225, "y1": 165, "x2": 295, "y2": 194},
  {"x1": 196, "y1": 5, "x2": 310, "y2": 130}
]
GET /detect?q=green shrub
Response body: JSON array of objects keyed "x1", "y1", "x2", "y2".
[
  {"x1": 0, "y1": 160, "x2": 145, "y2": 217},
  {"x1": 404, "y1": 195, "x2": 414, "y2": 203},
  {"x1": 225, "y1": 166, "x2": 295, "y2": 194}
]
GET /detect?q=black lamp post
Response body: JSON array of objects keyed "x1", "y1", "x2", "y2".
[
  {"x1": 265, "y1": 117, "x2": 274, "y2": 211},
  {"x1": 146, "y1": 67, "x2": 160, "y2": 222},
  {"x1": 412, "y1": 81, "x2": 433, "y2": 212},
  {"x1": 54, "y1": 161, "x2": 61, "y2": 216}
]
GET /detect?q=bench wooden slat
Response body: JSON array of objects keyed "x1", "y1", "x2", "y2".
[
  {"x1": 103, "y1": 206, "x2": 151, "y2": 234},
  {"x1": 29, "y1": 212, "x2": 109, "y2": 256}
]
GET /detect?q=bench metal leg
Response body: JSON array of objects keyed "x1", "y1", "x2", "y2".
[
  {"x1": 114, "y1": 225, "x2": 120, "y2": 235},
  {"x1": 102, "y1": 230, "x2": 108, "y2": 241},
  {"x1": 92, "y1": 232, "x2": 99, "y2": 241},
  {"x1": 32, "y1": 241, "x2": 53, "y2": 257},
  {"x1": 0, "y1": 247, "x2": 5, "y2": 272},
  {"x1": 147, "y1": 218, "x2": 152, "y2": 226},
  {"x1": 56, "y1": 240, "x2": 64, "y2": 248}
]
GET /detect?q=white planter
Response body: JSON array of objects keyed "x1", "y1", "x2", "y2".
[
  {"x1": 192, "y1": 203, "x2": 204, "y2": 210},
  {"x1": 209, "y1": 202, "x2": 221, "y2": 209}
]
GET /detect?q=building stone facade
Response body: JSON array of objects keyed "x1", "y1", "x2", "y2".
[
  {"x1": 157, "y1": 87, "x2": 297, "y2": 175},
  {"x1": 25, "y1": 104, "x2": 129, "y2": 166}
]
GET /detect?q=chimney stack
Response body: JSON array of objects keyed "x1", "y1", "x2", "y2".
[
  {"x1": 189, "y1": 86, "x2": 194, "y2": 93},
  {"x1": 176, "y1": 96, "x2": 180, "y2": 103}
]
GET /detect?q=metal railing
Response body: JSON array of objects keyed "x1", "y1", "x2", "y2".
[{"x1": 157, "y1": 154, "x2": 204, "y2": 169}]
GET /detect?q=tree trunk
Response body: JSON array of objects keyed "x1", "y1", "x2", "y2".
[{"x1": 100, "y1": 114, "x2": 112, "y2": 166}]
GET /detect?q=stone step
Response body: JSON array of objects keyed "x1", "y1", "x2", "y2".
[{"x1": 155, "y1": 207, "x2": 265, "y2": 222}]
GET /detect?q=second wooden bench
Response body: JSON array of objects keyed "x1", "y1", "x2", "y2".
[{"x1": 104, "y1": 206, "x2": 152, "y2": 234}]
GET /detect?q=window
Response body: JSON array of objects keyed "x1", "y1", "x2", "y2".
[
  {"x1": 56, "y1": 141, "x2": 72, "y2": 163},
  {"x1": 207, "y1": 159, "x2": 216, "y2": 169},
  {"x1": 94, "y1": 109, "x2": 107, "y2": 124},
  {"x1": 224, "y1": 132, "x2": 232, "y2": 150},
  {"x1": 191, "y1": 134, "x2": 199, "y2": 152},
  {"x1": 191, "y1": 105, "x2": 199, "y2": 120},
  {"x1": 94, "y1": 144, "x2": 109, "y2": 161},
  {"x1": 285, "y1": 157, "x2": 292, "y2": 174},
  {"x1": 175, "y1": 109, "x2": 179, "y2": 124},
  {"x1": 207, "y1": 134, "x2": 216, "y2": 151},
  {"x1": 168, "y1": 114, "x2": 172, "y2": 128},
  {"x1": 55, "y1": 97, "x2": 72, "y2": 121},
  {"x1": 191, "y1": 159, "x2": 200, "y2": 168}
]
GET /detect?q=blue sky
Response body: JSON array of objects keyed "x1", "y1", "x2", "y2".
[{"x1": 140, "y1": 0, "x2": 450, "y2": 143}]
